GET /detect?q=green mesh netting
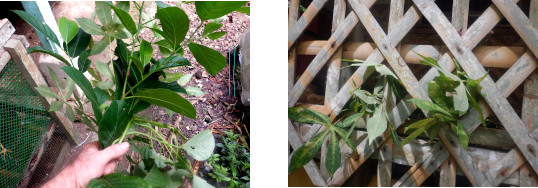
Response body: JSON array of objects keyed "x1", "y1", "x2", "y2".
[{"x1": 0, "y1": 60, "x2": 51, "y2": 188}]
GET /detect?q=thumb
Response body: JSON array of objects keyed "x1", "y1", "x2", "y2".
[{"x1": 99, "y1": 142, "x2": 130, "y2": 162}]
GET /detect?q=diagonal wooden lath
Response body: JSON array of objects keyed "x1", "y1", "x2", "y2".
[{"x1": 288, "y1": 0, "x2": 328, "y2": 51}]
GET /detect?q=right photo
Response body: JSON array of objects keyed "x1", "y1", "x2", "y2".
[{"x1": 288, "y1": 0, "x2": 538, "y2": 186}]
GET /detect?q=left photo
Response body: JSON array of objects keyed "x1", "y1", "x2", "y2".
[{"x1": 0, "y1": 1, "x2": 250, "y2": 187}]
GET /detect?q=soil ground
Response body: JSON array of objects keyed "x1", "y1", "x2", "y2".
[{"x1": 7, "y1": 1, "x2": 249, "y2": 186}]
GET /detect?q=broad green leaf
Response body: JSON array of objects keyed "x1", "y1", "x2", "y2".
[
  {"x1": 163, "y1": 168, "x2": 185, "y2": 188},
  {"x1": 77, "y1": 50, "x2": 91, "y2": 73},
  {"x1": 185, "y1": 86, "x2": 205, "y2": 96},
  {"x1": 208, "y1": 16, "x2": 227, "y2": 23},
  {"x1": 427, "y1": 81, "x2": 451, "y2": 110},
  {"x1": 95, "y1": 1, "x2": 113, "y2": 27},
  {"x1": 326, "y1": 130, "x2": 340, "y2": 176},
  {"x1": 90, "y1": 37, "x2": 113, "y2": 55},
  {"x1": 429, "y1": 126, "x2": 440, "y2": 143},
  {"x1": 64, "y1": 77, "x2": 75, "y2": 100},
  {"x1": 47, "y1": 67, "x2": 62, "y2": 90},
  {"x1": 27, "y1": 46, "x2": 70, "y2": 66},
  {"x1": 12, "y1": 10, "x2": 60, "y2": 46},
  {"x1": 159, "y1": 45, "x2": 172, "y2": 57},
  {"x1": 134, "y1": 89, "x2": 196, "y2": 119},
  {"x1": 195, "y1": 1, "x2": 248, "y2": 21},
  {"x1": 236, "y1": 7, "x2": 250, "y2": 15},
  {"x1": 288, "y1": 107, "x2": 331, "y2": 126},
  {"x1": 139, "y1": 40, "x2": 153, "y2": 66},
  {"x1": 400, "y1": 120, "x2": 436, "y2": 146},
  {"x1": 109, "y1": 4, "x2": 137, "y2": 35},
  {"x1": 288, "y1": 128, "x2": 329, "y2": 173},
  {"x1": 375, "y1": 65, "x2": 398, "y2": 80},
  {"x1": 207, "y1": 31, "x2": 226, "y2": 40},
  {"x1": 156, "y1": 7, "x2": 189, "y2": 50},
  {"x1": 433, "y1": 73, "x2": 459, "y2": 92},
  {"x1": 387, "y1": 76, "x2": 406, "y2": 99},
  {"x1": 166, "y1": 108, "x2": 174, "y2": 118},
  {"x1": 114, "y1": 1, "x2": 130, "y2": 23},
  {"x1": 62, "y1": 66, "x2": 102, "y2": 121},
  {"x1": 404, "y1": 118, "x2": 436, "y2": 133},
  {"x1": 465, "y1": 72, "x2": 488, "y2": 126},
  {"x1": 193, "y1": 175, "x2": 215, "y2": 188},
  {"x1": 149, "y1": 56, "x2": 190, "y2": 73},
  {"x1": 76, "y1": 18, "x2": 106, "y2": 35},
  {"x1": 96, "y1": 81, "x2": 114, "y2": 90},
  {"x1": 453, "y1": 83, "x2": 469, "y2": 115},
  {"x1": 96, "y1": 61, "x2": 114, "y2": 81},
  {"x1": 188, "y1": 43, "x2": 226, "y2": 77},
  {"x1": 466, "y1": 91, "x2": 486, "y2": 128},
  {"x1": 334, "y1": 112, "x2": 362, "y2": 128},
  {"x1": 139, "y1": 79, "x2": 187, "y2": 95},
  {"x1": 159, "y1": 72, "x2": 184, "y2": 82},
  {"x1": 203, "y1": 22, "x2": 223, "y2": 36},
  {"x1": 94, "y1": 88, "x2": 109, "y2": 105},
  {"x1": 49, "y1": 101, "x2": 63, "y2": 112},
  {"x1": 65, "y1": 28, "x2": 92, "y2": 57},
  {"x1": 389, "y1": 125, "x2": 400, "y2": 145},
  {"x1": 353, "y1": 89, "x2": 379, "y2": 105},
  {"x1": 455, "y1": 120, "x2": 469, "y2": 149},
  {"x1": 144, "y1": 165, "x2": 167, "y2": 187},
  {"x1": 87, "y1": 173, "x2": 148, "y2": 188},
  {"x1": 98, "y1": 100, "x2": 132, "y2": 148},
  {"x1": 35, "y1": 85, "x2": 60, "y2": 99},
  {"x1": 66, "y1": 105, "x2": 75, "y2": 122},
  {"x1": 58, "y1": 17, "x2": 78, "y2": 43},
  {"x1": 183, "y1": 129, "x2": 215, "y2": 161},
  {"x1": 366, "y1": 105, "x2": 387, "y2": 145},
  {"x1": 115, "y1": 39, "x2": 129, "y2": 66},
  {"x1": 431, "y1": 112, "x2": 457, "y2": 122},
  {"x1": 333, "y1": 126, "x2": 357, "y2": 153},
  {"x1": 415, "y1": 52, "x2": 460, "y2": 81},
  {"x1": 408, "y1": 98, "x2": 451, "y2": 117},
  {"x1": 177, "y1": 73, "x2": 193, "y2": 86}
]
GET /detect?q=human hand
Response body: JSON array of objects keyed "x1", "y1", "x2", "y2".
[{"x1": 42, "y1": 141, "x2": 130, "y2": 188}]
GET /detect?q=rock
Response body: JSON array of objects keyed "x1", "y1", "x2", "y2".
[{"x1": 239, "y1": 29, "x2": 250, "y2": 106}]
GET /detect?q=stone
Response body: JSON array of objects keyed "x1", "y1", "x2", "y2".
[{"x1": 239, "y1": 29, "x2": 250, "y2": 106}]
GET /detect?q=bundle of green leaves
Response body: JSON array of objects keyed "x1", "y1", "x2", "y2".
[
  {"x1": 14, "y1": 1, "x2": 249, "y2": 187},
  {"x1": 400, "y1": 53, "x2": 488, "y2": 149},
  {"x1": 208, "y1": 130, "x2": 250, "y2": 188}
]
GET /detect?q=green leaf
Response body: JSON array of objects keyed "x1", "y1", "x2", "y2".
[
  {"x1": 159, "y1": 45, "x2": 172, "y2": 57},
  {"x1": 96, "y1": 81, "x2": 114, "y2": 90},
  {"x1": 326, "y1": 130, "x2": 341, "y2": 176},
  {"x1": 427, "y1": 81, "x2": 452, "y2": 110},
  {"x1": 236, "y1": 7, "x2": 250, "y2": 15},
  {"x1": 95, "y1": 1, "x2": 113, "y2": 27},
  {"x1": 114, "y1": 1, "x2": 131, "y2": 23},
  {"x1": 98, "y1": 100, "x2": 132, "y2": 148},
  {"x1": 207, "y1": 31, "x2": 226, "y2": 40},
  {"x1": 400, "y1": 120, "x2": 436, "y2": 146},
  {"x1": 76, "y1": 18, "x2": 106, "y2": 35},
  {"x1": 333, "y1": 126, "x2": 357, "y2": 153},
  {"x1": 183, "y1": 129, "x2": 215, "y2": 161},
  {"x1": 408, "y1": 98, "x2": 451, "y2": 117},
  {"x1": 90, "y1": 37, "x2": 113, "y2": 55},
  {"x1": 96, "y1": 61, "x2": 114, "y2": 81},
  {"x1": 193, "y1": 175, "x2": 215, "y2": 188},
  {"x1": 77, "y1": 50, "x2": 91, "y2": 73},
  {"x1": 404, "y1": 118, "x2": 436, "y2": 133},
  {"x1": 429, "y1": 126, "x2": 440, "y2": 143},
  {"x1": 188, "y1": 43, "x2": 227, "y2": 77},
  {"x1": 12, "y1": 10, "x2": 60, "y2": 46},
  {"x1": 185, "y1": 86, "x2": 205, "y2": 96},
  {"x1": 58, "y1": 17, "x2": 78, "y2": 43},
  {"x1": 203, "y1": 22, "x2": 223, "y2": 36},
  {"x1": 144, "y1": 165, "x2": 167, "y2": 187},
  {"x1": 375, "y1": 64, "x2": 398, "y2": 80},
  {"x1": 156, "y1": 7, "x2": 189, "y2": 50},
  {"x1": 49, "y1": 101, "x2": 63, "y2": 112},
  {"x1": 289, "y1": 128, "x2": 330, "y2": 173},
  {"x1": 27, "y1": 46, "x2": 70, "y2": 66},
  {"x1": 109, "y1": 4, "x2": 137, "y2": 35},
  {"x1": 62, "y1": 66, "x2": 102, "y2": 121},
  {"x1": 387, "y1": 75, "x2": 406, "y2": 99},
  {"x1": 159, "y1": 72, "x2": 184, "y2": 82},
  {"x1": 353, "y1": 89, "x2": 379, "y2": 105},
  {"x1": 64, "y1": 77, "x2": 75, "y2": 100},
  {"x1": 195, "y1": 1, "x2": 248, "y2": 21},
  {"x1": 87, "y1": 173, "x2": 149, "y2": 188},
  {"x1": 47, "y1": 67, "x2": 62, "y2": 91},
  {"x1": 35, "y1": 85, "x2": 60, "y2": 99},
  {"x1": 453, "y1": 83, "x2": 469, "y2": 115},
  {"x1": 94, "y1": 88, "x2": 109, "y2": 105},
  {"x1": 134, "y1": 89, "x2": 196, "y2": 119},
  {"x1": 177, "y1": 73, "x2": 193, "y2": 86},
  {"x1": 334, "y1": 112, "x2": 362, "y2": 128},
  {"x1": 66, "y1": 105, "x2": 75, "y2": 122},
  {"x1": 149, "y1": 56, "x2": 190, "y2": 73},
  {"x1": 433, "y1": 73, "x2": 459, "y2": 92},
  {"x1": 288, "y1": 107, "x2": 331, "y2": 126},
  {"x1": 65, "y1": 28, "x2": 92, "y2": 58},
  {"x1": 455, "y1": 120, "x2": 469, "y2": 149},
  {"x1": 366, "y1": 105, "x2": 387, "y2": 145},
  {"x1": 139, "y1": 40, "x2": 153, "y2": 67}
]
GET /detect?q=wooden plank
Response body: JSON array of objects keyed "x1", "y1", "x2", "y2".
[
  {"x1": 438, "y1": 126, "x2": 494, "y2": 186},
  {"x1": 288, "y1": 0, "x2": 328, "y2": 50},
  {"x1": 377, "y1": 142, "x2": 392, "y2": 186},
  {"x1": 491, "y1": 0, "x2": 538, "y2": 59},
  {"x1": 414, "y1": 0, "x2": 538, "y2": 176},
  {"x1": 439, "y1": 158, "x2": 456, "y2": 186},
  {"x1": 4, "y1": 39, "x2": 78, "y2": 145},
  {"x1": 288, "y1": 120, "x2": 328, "y2": 186},
  {"x1": 486, "y1": 149, "x2": 526, "y2": 186},
  {"x1": 288, "y1": 0, "x2": 299, "y2": 93},
  {"x1": 0, "y1": 19, "x2": 15, "y2": 48},
  {"x1": 520, "y1": 164, "x2": 538, "y2": 186},
  {"x1": 451, "y1": 0, "x2": 469, "y2": 33}
]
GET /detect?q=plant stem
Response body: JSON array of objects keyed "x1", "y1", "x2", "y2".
[
  {"x1": 135, "y1": 118, "x2": 187, "y2": 140},
  {"x1": 125, "y1": 132, "x2": 181, "y2": 149},
  {"x1": 180, "y1": 24, "x2": 203, "y2": 49},
  {"x1": 115, "y1": 120, "x2": 132, "y2": 145}
]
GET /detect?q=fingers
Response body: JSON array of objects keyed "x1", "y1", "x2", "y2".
[
  {"x1": 103, "y1": 160, "x2": 118, "y2": 175},
  {"x1": 80, "y1": 142, "x2": 100, "y2": 154},
  {"x1": 99, "y1": 142, "x2": 130, "y2": 162}
]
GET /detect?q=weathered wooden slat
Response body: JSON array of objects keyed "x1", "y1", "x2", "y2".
[
  {"x1": 288, "y1": 0, "x2": 328, "y2": 50},
  {"x1": 377, "y1": 142, "x2": 393, "y2": 186},
  {"x1": 288, "y1": 0, "x2": 299, "y2": 93},
  {"x1": 288, "y1": 120, "x2": 328, "y2": 186},
  {"x1": 487, "y1": 149, "x2": 526, "y2": 186},
  {"x1": 491, "y1": 0, "x2": 538, "y2": 59},
  {"x1": 414, "y1": 0, "x2": 538, "y2": 175},
  {"x1": 520, "y1": 164, "x2": 538, "y2": 186},
  {"x1": 451, "y1": 0, "x2": 469, "y2": 33},
  {"x1": 439, "y1": 158, "x2": 456, "y2": 186}
]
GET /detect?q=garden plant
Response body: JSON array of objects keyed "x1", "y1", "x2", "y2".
[{"x1": 14, "y1": 1, "x2": 249, "y2": 187}]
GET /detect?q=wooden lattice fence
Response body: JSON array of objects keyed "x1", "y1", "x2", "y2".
[{"x1": 288, "y1": 0, "x2": 538, "y2": 186}]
